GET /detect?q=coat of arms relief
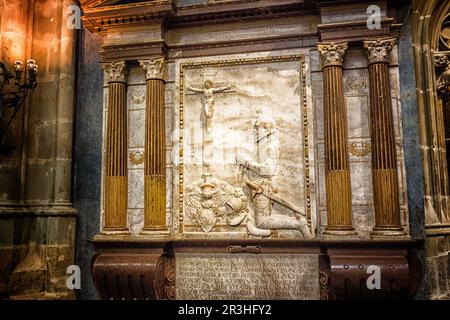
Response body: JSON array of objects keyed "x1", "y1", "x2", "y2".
[{"x1": 181, "y1": 57, "x2": 313, "y2": 239}]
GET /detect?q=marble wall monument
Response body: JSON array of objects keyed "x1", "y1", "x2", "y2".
[{"x1": 79, "y1": 0, "x2": 428, "y2": 301}]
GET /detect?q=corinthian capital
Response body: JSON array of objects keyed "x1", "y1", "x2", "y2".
[
  {"x1": 317, "y1": 41, "x2": 348, "y2": 67},
  {"x1": 363, "y1": 38, "x2": 396, "y2": 65},
  {"x1": 139, "y1": 58, "x2": 165, "y2": 80},
  {"x1": 104, "y1": 61, "x2": 127, "y2": 83}
]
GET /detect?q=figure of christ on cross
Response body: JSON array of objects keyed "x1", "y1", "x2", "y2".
[{"x1": 186, "y1": 80, "x2": 232, "y2": 132}]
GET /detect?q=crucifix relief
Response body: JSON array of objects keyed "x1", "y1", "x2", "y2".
[
  {"x1": 187, "y1": 80, "x2": 231, "y2": 131},
  {"x1": 187, "y1": 80, "x2": 232, "y2": 173}
]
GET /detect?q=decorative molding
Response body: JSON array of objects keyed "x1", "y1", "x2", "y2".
[
  {"x1": 317, "y1": 18, "x2": 396, "y2": 43},
  {"x1": 129, "y1": 151, "x2": 145, "y2": 165},
  {"x1": 363, "y1": 37, "x2": 396, "y2": 65},
  {"x1": 348, "y1": 142, "x2": 371, "y2": 158},
  {"x1": 167, "y1": 34, "x2": 318, "y2": 59},
  {"x1": 154, "y1": 255, "x2": 176, "y2": 300},
  {"x1": 165, "y1": 256, "x2": 176, "y2": 300},
  {"x1": 317, "y1": 42, "x2": 348, "y2": 68},
  {"x1": 139, "y1": 58, "x2": 166, "y2": 80},
  {"x1": 103, "y1": 61, "x2": 126, "y2": 83},
  {"x1": 83, "y1": 0, "x2": 172, "y2": 13},
  {"x1": 226, "y1": 245, "x2": 262, "y2": 254},
  {"x1": 81, "y1": 0, "x2": 313, "y2": 33}
]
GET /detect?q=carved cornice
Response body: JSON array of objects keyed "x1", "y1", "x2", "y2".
[
  {"x1": 172, "y1": 1, "x2": 312, "y2": 28},
  {"x1": 103, "y1": 61, "x2": 127, "y2": 83},
  {"x1": 81, "y1": 0, "x2": 313, "y2": 33},
  {"x1": 100, "y1": 42, "x2": 167, "y2": 63},
  {"x1": 363, "y1": 37, "x2": 396, "y2": 65},
  {"x1": 317, "y1": 41, "x2": 348, "y2": 68},
  {"x1": 317, "y1": 18, "x2": 397, "y2": 43},
  {"x1": 139, "y1": 58, "x2": 166, "y2": 80},
  {"x1": 434, "y1": 51, "x2": 450, "y2": 95},
  {"x1": 83, "y1": 1, "x2": 172, "y2": 13},
  {"x1": 81, "y1": 1, "x2": 175, "y2": 32}
]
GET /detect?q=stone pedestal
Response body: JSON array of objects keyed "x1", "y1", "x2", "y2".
[{"x1": 91, "y1": 239, "x2": 421, "y2": 300}]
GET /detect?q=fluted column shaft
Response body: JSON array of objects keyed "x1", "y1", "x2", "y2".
[
  {"x1": 139, "y1": 58, "x2": 167, "y2": 232},
  {"x1": 318, "y1": 42, "x2": 356, "y2": 236},
  {"x1": 103, "y1": 61, "x2": 129, "y2": 234},
  {"x1": 364, "y1": 38, "x2": 405, "y2": 236}
]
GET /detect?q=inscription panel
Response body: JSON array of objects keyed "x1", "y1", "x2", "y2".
[{"x1": 176, "y1": 253, "x2": 320, "y2": 300}]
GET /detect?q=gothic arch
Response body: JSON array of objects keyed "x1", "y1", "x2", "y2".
[{"x1": 412, "y1": 0, "x2": 450, "y2": 227}]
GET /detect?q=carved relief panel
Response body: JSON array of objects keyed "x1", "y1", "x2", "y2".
[{"x1": 175, "y1": 54, "x2": 315, "y2": 239}]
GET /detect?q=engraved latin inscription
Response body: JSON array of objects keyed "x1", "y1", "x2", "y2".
[{"x1": 176, "y1": 254, "x2": 320, "y2": 300}]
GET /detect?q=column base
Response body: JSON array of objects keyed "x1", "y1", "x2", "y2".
[
  {"x1": 140, "y1": 226, "x2": 170, "y2": 237},
  {"x1": 323, "y1": 226, "x2": 358, "y2": 239},
  {"x1": 100, "y1": 227, "x2": 130, "y2": 236},
  {"x1": 371, "y1": 226, "x2": 407, "y2": 238}
]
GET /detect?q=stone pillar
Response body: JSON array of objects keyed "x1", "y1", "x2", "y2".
[
  {"x1": 139, "y1": 58, "x2": 167, "y2": 233},
  {"x1": 103, "y1": 61, "x2": 129, "y2": 234},
  {"x1": 317, "y1": 42, "x2": 356, "y2": 236},
  {"x1": 363, "y1": 38, "x2": 405, "y2": 237}
]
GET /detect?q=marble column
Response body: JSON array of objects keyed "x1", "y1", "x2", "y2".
[
  {"x1": 139, "y1": 58, "x2": 167, "y2": 233},
  {"x1": 317, "y1": 42, "x2": 356, "y2": 236},
  {"x1": 363, "y1": 38, "x2": 405, "y2": 237},
  {"x1": 102, "y1": 61, "x2": 129, "y2": 235}
]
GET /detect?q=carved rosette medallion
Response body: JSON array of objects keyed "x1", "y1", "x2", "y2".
[
  {"x1": 139, "y1": 58, "x2": 166, "y2": 80},
  {"x1": 129, "y1": 151, "x2": 145, "y2": 165},
  {"x1": 348, "y1": 142, "x2": 371, "y2": 158},
  {"x1": 103, "y1": 61, "x2": 126, "y2": 83},
  {"x1": 363, "y1": 38, "x2": 396, "y2": 65},
  {"x1": 317, "y1": 41, "x2": 348, "y2": 67}
]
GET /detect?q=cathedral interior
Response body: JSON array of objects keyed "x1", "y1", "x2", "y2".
[{"x1": 0, "y1": 0, "x2": 450, "y2": 300}]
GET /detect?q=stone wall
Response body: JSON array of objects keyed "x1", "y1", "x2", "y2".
[{"x1": 0, "y1": 0, "x2": 77, "y2": 299}]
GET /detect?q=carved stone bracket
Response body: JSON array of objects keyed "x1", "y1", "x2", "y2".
[
  {"x1": 155, "y1": 254, "x2": 176, "y2": 300},
  {"x1": 139, "y1": 58, "x2": 166, "y2": 81},
  {"x1": 317, "y1": 41, "x2": 348, "y2": 67},
  {"x1": 363, "y1": 37, "x2": 396, "y2": 65},
  {"x1": 434, "y1": 52, "x2": 450, "y2": 95},
  {"x1": 92, "y1": 251, "x2": 162, "y2": 300},
  {"x1": 103, "y1": 61, "x2": 127, "y2": 83}
]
